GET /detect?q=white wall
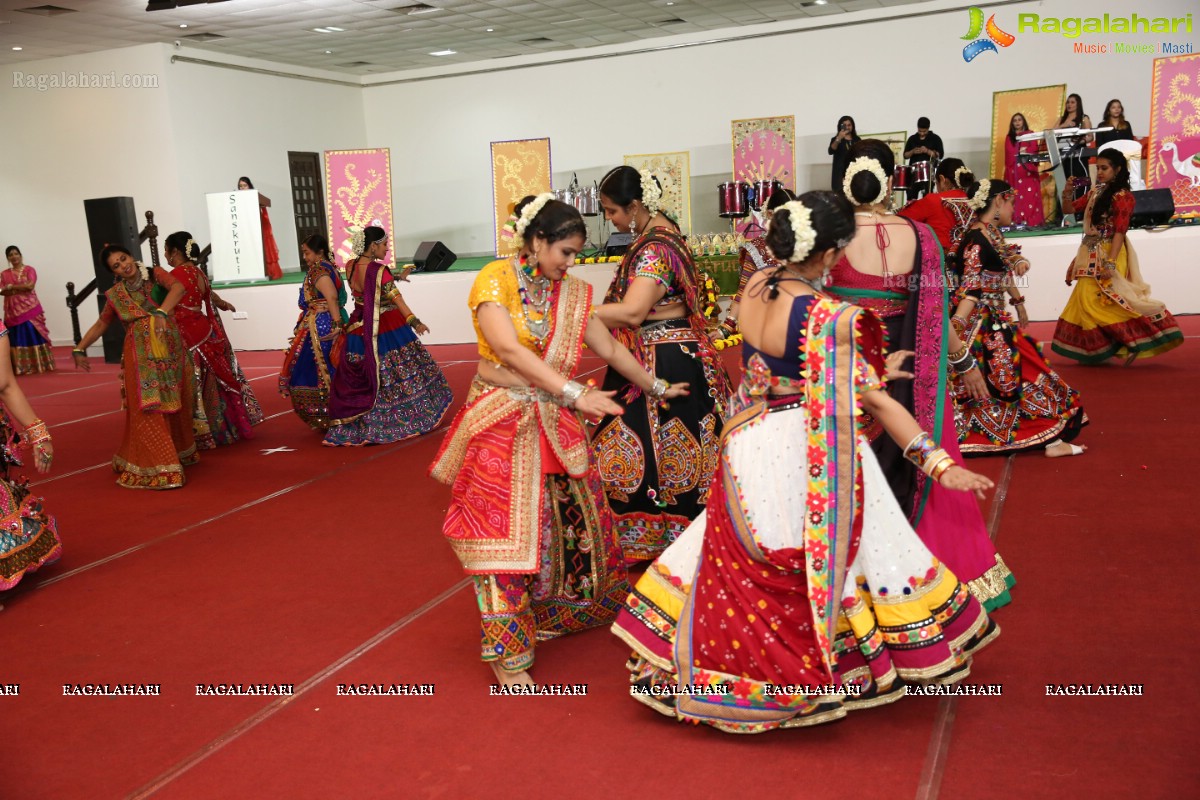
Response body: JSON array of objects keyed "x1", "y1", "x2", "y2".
[
  {"x1": 362, "y1": 0, "x2": 1194, "y2": 256},
  {"x1": 0, "y1": 44, "x2": 366, "y2": 344},
  {"x1": 1, "y1": 0, "x2": 1194, "y2": 346}
]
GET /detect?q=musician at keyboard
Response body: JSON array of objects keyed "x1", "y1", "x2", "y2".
[{"x1": 1055, "y1": 94, "x2": 1094, "y2": 201}]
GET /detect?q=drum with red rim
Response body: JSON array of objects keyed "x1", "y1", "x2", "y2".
[{"x1": 718, "y1": 181, "x2": 749, "y2": 218}]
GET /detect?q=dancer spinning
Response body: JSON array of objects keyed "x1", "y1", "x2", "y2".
[
  {"x1": 73, "y1": 246, "x2": 197, "y2": 488},
  {"x1": 431, "y1": 196, "x2": 687, "y2": 686},
  {"x1": 827, "y1": 140, "x2": 1013, "y2": 611},
  {"x1": 593, "y1": 166, "x2": 733, "y2": 562},
  {"x1": 324, "y1": 226, "x2": 452, "y2": 445},
  {"x1": 2, "y1": 246, "x2": 55, "y2": 375},
  {"x1": 280, "y1": 234, "x2": 348, "y2": 429},
  {"x1": 1052, "y1": 149, "x2": 1182, "y2": 364},
  {"x1": 953, "y1": 179, "x2": 1088, "y2": 456},
  {"x1": 0, "y1": 324, "x2": 61, "y2": 597},
  {"x1": 614, "y1": 192, "x2": 998, "y2": 733},
  {"x1": 162, "y1": 232, "x2": 262, "y2": 449}
]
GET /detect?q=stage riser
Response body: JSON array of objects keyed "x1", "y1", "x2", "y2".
[{"x1": 219, "y1": 228, "x2": 1200, "y2": 350}]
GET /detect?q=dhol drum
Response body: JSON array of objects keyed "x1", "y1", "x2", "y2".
[
  {"x1": 892, "y1": 165, "x2": 910, "y2": 191},
  {"x1": 718, "y1": 181, "x2": 749, "y2": 218},
  {"x1": 574, "y1": 185, "x2": 599, "y2": 216},
  {"x1": 750, "y1": 179, "x2": 781, "y2": 211}
]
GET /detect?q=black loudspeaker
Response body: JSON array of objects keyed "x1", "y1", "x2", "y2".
[
  {"x1": 83, "y1": 196, "x2": 141, "y2": 363},
  {"x1": 412, "y1": 241, "x2": 456, "y2": 272},
  {"x1": 604, "y1": 232, "x2": 633, "y2": 257},
  {"x1": 1130, "y1": 189, "x2": 1175, "y2": 228}
]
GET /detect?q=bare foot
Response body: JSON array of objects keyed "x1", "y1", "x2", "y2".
[
  {"x1": 490, "y1": 662, "x2": 534, "y2": 687},
  {"x1": 1046, "y1": 441, "x2": 1086, "y2": 458}
]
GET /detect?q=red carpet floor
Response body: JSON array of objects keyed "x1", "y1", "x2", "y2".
[{"x1": 1, "y1": 319, "x2": 1196, "y2": 799}]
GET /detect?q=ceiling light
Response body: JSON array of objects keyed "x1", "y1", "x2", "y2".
[
  {"x1": 485, "y1": 27, "x2": 494, "y2": 32},
  {"x1": 405, "y1": 4, "x2": 439, "y2": 14},
  {"x1": 179, "y1": 23, "x2": 187, "y2": 28},
  {"x1": 429, "y1": 49, "x2": 456, "y2": 56},
  {"x1": 324, "y1": 50, "x2": 332, "y2": 54},
  {"x1": 815, "y1": 0, "x2": 827, "y2": 4},
  {"x1": 313, "y1": 26, "x2": 345, "y2": 33},
  {"x1": 12, "y1": 46, "x2": 22, "y2": 50}
]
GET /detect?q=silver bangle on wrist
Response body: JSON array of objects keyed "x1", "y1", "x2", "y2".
[
  {"x1": 649, "y1": 377, "x2": 669, "y2": 399},
  {"x1": 560, "y1": 380, "x2": 586, "y2": 408}
]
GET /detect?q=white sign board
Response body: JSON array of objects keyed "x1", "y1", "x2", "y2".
[{"x1": 206, "y1": 190, "x2": 265, "y2": 282}]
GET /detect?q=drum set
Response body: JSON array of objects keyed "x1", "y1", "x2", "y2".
[
  {"x1": 892, "y1": 158, "x2": 938, "y2": 200},
  {"x1": 717, "y1": 179, "x2": 784, "y2": 219}
]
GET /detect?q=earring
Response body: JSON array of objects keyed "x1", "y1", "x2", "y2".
[{"x1": 527, "y1": 250, "x2": 540, "y2": 276}]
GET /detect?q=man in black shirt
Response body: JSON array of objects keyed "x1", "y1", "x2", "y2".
[{"x1": 903, "y1": 117, "x2": 944, "y2": 202}]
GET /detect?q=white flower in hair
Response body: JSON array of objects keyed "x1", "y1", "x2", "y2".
[
  {"x1": 842, "y1": 157, "x2": 889, "y2": 205},
  {"x1": 967, "y1": 179, "x2": 992, "y2": 210},
  {"x1": 136, "y1": 261, "x2": 150, "y2": 282},
  {"x1": 772, "y1": 200, "x2": 817, "y2": 263},
  {"x1": 513, "y1": 192, "x2": 556, "y2": 248},
  {"x1": 954, "y1": 166, "x2": 970, "y2": 186},
  {"x1": 184, "y1": 238, "x2": 198, "y2": 261},
  {"x1": 639, "y1": 169, "x2": 662, "y2": 215}
]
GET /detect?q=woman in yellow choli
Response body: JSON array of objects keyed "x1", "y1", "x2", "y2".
[{"x1": 430, "y1": 196, "x2": 689, "y2": 688}]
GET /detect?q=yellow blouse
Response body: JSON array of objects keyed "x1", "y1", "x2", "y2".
[{"x1": 468, "y1": 258, "x2": 542, "y2": 364}]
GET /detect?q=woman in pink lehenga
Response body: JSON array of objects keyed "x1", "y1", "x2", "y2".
[
  {"x1": 1003, "y1": 113, "x2": 1045, "y2": 227},
  {"x1": 825, "y1": 140, "x2": 1014, "y2": 611},
  {"x1": 2, "y1": 246, "x2": 55, "y2": 375}
]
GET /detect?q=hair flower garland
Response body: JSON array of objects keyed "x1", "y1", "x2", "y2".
[
  {"x1": 184, "y1": 238, "x2": 198, "y2": 261},
  {"x1": 639, "y1": 169, "x2": 663, "y2": 215},
  {"x1": 842, "y1": 157, "x2": 889, "y2": 205},
  {"x1": 967, "y1": 179, "x2": 993, "y2": 210},
  {"x1": 954, "y1": 166, "x2": 970, "y2": 186},
  {"x1": 773, "y1": 200, "x2": 818, "y2": 263},
  {"x1": 513, "y1": 192, "x2": 555, "y2": 249},
  {"x1": 136, "y1": 261, "x2": 150, "y2": 282}
]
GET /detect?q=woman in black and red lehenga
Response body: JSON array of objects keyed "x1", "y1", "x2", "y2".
[
  {"x1": 593, "y1": 166, "x2": 733, "y2": 564},
  {"x1": 951, "y1": 179, "x2": 1087, "y2": 457}
]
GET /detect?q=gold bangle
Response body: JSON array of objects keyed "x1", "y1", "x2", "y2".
[{"x1": 929, "y1": 456, "x2": 956, "y2": 481}]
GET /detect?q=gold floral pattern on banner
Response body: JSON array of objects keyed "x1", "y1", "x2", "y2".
[
  {"x1": 989, "y1": 84, "x2": 1066, "y2": 180},
  {"x1": 861, "y1": 132, "x2": 908, "y2": 170},
  {"x1": 731, "y1": 115, "x2": 795, "y2": 190},
  {"x1": 491, "y1": 138, "x2": 552, "y2": 256},
  {"x1": 324, "y1": 149, "x2": 394, "y2": 272},
  {"x1": 624, "y1": 151, "x2": 691, "y2": 233},
  {"x1": 1148, "y1": 54, "x2": 1200, "y2": 215}
]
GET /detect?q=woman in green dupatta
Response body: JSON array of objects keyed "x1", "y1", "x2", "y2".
[{"x1": 72, "y1": 245, "x2": 197, "y2": 489}]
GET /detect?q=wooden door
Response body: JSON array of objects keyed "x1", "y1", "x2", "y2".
[{"x1": 288, "y1": 152, "x2": 326, "y2": 263}]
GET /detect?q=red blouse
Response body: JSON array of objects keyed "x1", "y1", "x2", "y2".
[
  {"x1": 899, "y1": 189, "x2": 966, "y2": 252},
  {"x1": 1072, "y1": 188, "x2": 1134, "y2": 239}
]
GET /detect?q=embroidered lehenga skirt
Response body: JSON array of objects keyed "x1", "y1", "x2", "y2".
[
  {"x1": 594, "y1": 319, "x2": 724, "y2": 563},
  {"x1": 614, "y1": 398, "x2": 997, "y2": 733},
  {"x1": 323, "y1": 309, "x2": 453, "y2": 446}
]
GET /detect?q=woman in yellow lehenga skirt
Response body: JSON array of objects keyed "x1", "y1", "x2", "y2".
[{"x1": 1052, "y1": 150, "x2": 1183, "y2": 365}]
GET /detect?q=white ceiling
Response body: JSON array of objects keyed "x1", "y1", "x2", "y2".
[{"x1": 0, "y1": 0, "x2": 931, "y2": 77}]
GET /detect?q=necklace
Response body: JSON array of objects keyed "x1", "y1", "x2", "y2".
[
  {"x1": 783, "y1": 265, "x2": 826, "y2": 293},
  {"x1": 513, "y1": 259, "x2": 554, "y2": 342}
]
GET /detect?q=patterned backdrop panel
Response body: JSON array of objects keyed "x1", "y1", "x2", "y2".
[
  {"x1": 1148, "y1": 53, "x2": 1200, "y2": 215},
  {"x1": 324, "y1": 149, "x2": 394, "y2": 273},
  {"x1": 989, "y1": 84, "x2": 1066, "y2": 180},
  {"x1": 491, "y1": 138, "x2": 552, "y2": 257},
  {"x1": 623, "y1": 151, "x2": 691, "y2": 233},
  {"x1": 731, "y1": 116, "x2": 796, "y2": 190}
]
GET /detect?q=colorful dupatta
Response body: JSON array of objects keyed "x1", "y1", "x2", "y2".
[
  {"x1": 672, "y1": 299, "x2": 888, "y2": 727},
  {"x1": 430, "y1": 275, "x2": 593, "y2": 574},
  {"x1": 1, "y1": 267, "x2": 49, "y2": 339},
  {"x1": 825, "y1": 221, "x2": 948, "y2": 524},
  {"x1": 327, "y1": 261, "x2": 386, "y2": 425},
  {"x1": 105, "y1": 280, "x2": 186, "y2": 413},
  {"x1": 602, "y1": 227, "x2": 732, "y2": 406}
]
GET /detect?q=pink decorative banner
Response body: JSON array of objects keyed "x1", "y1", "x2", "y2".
[
  {"x1": 1147, "y1": 54, "x2": 1200, "y2": 215},
  {"x1": 731, "y1": 116, "x2": 795, "y2": 235},
  {"x1": 324, "y1": 149, "x2": 395, "y2": 271}
]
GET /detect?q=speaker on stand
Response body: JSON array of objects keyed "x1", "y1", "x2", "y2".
[{"x1": 83, "y1": 196, "x2": 141, "y2": 363}]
